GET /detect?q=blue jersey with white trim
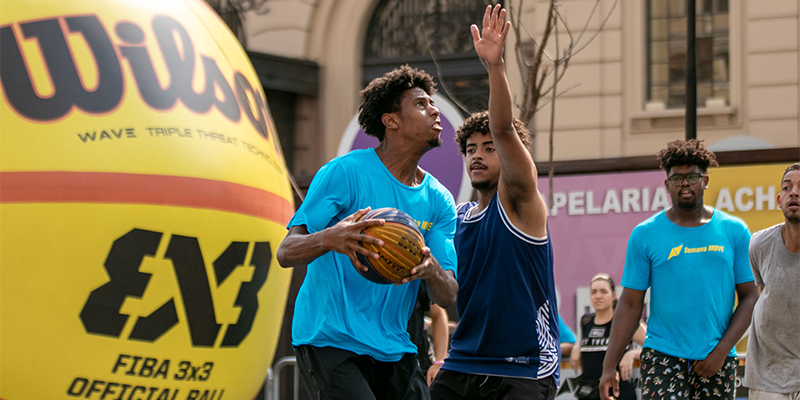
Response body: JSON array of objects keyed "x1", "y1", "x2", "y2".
[{"x1": 444, "y1": 194, "x2": 560, "y2": 382}]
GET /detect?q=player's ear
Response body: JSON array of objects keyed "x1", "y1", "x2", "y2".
[{"x1": 382, "y1": 113, "x2": 399, "y2": 130}]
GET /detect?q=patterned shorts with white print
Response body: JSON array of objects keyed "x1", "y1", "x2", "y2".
[{"x1": 639, "y1": 348, "x2": 737, "y2": 400}]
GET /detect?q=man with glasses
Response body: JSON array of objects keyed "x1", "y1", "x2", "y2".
[{"x1": 598, "y1": 139, "x2": 759, "y2": 400}]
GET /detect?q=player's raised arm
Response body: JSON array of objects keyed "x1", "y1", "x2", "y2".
[
  {"x1": 472, "y1": 4, "x2": 546, "y2": 235},
  {"x1": 471, "y1": 5, "x2": 514, "y2": 140}
]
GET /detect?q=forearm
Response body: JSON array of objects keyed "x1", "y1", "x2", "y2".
[
  {"x1": 632, "y1": 322, "x2": 647, "y2": 346},
  {"x1": 602, "y1": 302, "x2": 643, "y2": 371},
  {"x1": 560, "y1": 343, "x2": 574, "y2": 359},
  {"x1": 623, "y1": 348, "x2": 642, "y2": 362},
  {"x1": 570, "y1": 342, "x2": 582, "y2": 372},
  {"x1": 276, "y1": 230, "x2": 328, "y2": 268},
  {"x1": 486, "y1": 61, "x2": 514, "y2": 137},
  {"x1": 429, "y1": 306, "x2": 449, "y2": 361},
  {"x1": 712, "y1": 289, "x2": 757, "y2": 356},
  {"x1": 425, "y1": 269, "x2": 458, "y2": 308},
  {"x1": 571, "y1": 342, "x2": 582, "y2": 358}
]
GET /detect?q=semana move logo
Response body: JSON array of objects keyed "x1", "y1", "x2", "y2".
[
  {"x1": 666, "y1": 244, "x2": 725, "y2": 260},
  {"x1": 80, "y1": 229, "x2": 271, "y2": 347}
]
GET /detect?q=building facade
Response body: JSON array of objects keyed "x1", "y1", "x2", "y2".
[
  {"x1": 242, "y1": 0, "x2": 799, "y2": 178},
  {"x1": 239, "y1": 3, "x2": 799, "y2": 397}
]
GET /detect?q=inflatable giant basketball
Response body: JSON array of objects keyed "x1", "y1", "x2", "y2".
[{"x1": 0, "y1": 1, "x2": 294, "y2": 399}]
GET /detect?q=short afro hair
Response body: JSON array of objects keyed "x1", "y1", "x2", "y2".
[
  {"x1": 455, "y1": 110, "x2": 531, "y2": 155},
  {"x1": 656, "y1": 139, "x2": 718, "y2": 173},
  {"x1": 783, "y1": 162, "x2": 800, "y2": 181},
  {"x1": 357, "y1": 65, "x2": 436, "y2": 141}
]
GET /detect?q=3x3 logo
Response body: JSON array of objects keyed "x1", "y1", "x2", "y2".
[{"x1": 80, "y1": 228, "x2": 271, "y2": 347}]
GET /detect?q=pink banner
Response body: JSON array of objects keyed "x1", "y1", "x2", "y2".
[{"x1": 538, "y1": 170, "x2": 668, "y2": 331}]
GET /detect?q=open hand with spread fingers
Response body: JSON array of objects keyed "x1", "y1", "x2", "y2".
[
  {"x1": 471, "y1": 4, "x2": 510, "y2": 66},
  {"x1": 321, "y1": 207, "x2": 385, "y2": 273}
]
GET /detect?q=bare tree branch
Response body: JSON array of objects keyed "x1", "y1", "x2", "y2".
[
  {"x1": 511, "y1": 0, "x2": 617, "y2": 136},
  {"x1": 571, "y1": 0, "x2": 619, "y2": 56},
  {"x1": 424, "y1": 36, "x2": 472, "y2": 115},
  {"x1": 504, "y1": 0, "x2": 616, "y2": 200},
  {"x1": 509, "y1": 6, "x2": 555, "y2": 65},
  {"x1": 571, "y1": 0, "x2": 601, "y2": 47},
  {"x1": 535, "y1": 84, "x2": 581, "y2": 113},
  {"x1": 554, "y1": 4, "x2": 575, "y2": 53}
]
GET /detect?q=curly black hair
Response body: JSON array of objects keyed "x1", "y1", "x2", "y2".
[
  {"x1": 357, "y1": 65, "x2": 436, "y2": 141},
  {"x1": 454, "y1": 110, "x2": 531, "y2": 155},
  {"x1": 656, "y1": 139, "x2": 718, "y2": 173},
  {"x1": 783, "y1": 162, "x2": 800, "y2": 180}
]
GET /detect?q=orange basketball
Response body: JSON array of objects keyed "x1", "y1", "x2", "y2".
[{"x1": 356, "y1": 208, "x2": 425, "y2": 284}]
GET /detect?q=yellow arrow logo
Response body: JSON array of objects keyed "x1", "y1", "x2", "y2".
[{"x1": 668, "y1": 245, "x2": 683, "y2": 260}]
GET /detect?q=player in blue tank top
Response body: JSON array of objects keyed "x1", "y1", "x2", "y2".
[
  {"x1": 429, "y1": 6, "x2": 560, "y2": 400},
  {"x1": 598, "y1": 140, "x2": 759, "y2": 400},
  {"x1": 276, "y1": 66, "x2": 458, "y2": 400}
]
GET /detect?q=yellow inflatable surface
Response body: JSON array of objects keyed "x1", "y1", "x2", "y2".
[{"x1": 0, "y1": 0, "x2": 294, "y2": 399}]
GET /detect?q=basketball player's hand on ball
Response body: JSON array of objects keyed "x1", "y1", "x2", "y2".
[
  {"x1": 398, "y1": 247, "x2": 441, "y2": 284},
  {"x1": 323, "y1": 207, "x2": 384, "y2": 273}
]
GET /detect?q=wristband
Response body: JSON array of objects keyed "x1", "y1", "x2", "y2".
[{"x1": 433, "y1": 360, "x2": 444, "y2": 365}]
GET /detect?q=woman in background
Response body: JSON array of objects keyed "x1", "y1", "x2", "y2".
[{"x1": 570, "y1": 274, "x2": 646, "y2": 400}]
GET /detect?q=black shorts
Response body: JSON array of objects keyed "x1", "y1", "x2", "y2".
[
  {"x1": 573, "y1": 378, "x2": 636, "y2": 400},
  {"x1": 640, "y1": 348, "x2": 737, "y2": 400},
  {"x1": 429, "y1": 369, "x2": 557, "y2": 400},
  {"x1": 294, "y1": 345, "x2": 429, "y2": 400}
]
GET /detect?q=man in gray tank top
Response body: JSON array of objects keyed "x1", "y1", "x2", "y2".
[{"x1": 745, "y1": 162, "x2": 800, "y2": 400}]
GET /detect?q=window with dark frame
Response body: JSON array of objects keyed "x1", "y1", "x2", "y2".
[
  {"x1": 363, "y1": 0, "x2": 489, "y2": 115},
  {"x1": 647, "y1": 0, "x2": 729, "y2": 109}
]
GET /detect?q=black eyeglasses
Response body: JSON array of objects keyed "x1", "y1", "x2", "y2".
[{"x1": 666, "y1": 173, "x2": 706, "y2": 186}]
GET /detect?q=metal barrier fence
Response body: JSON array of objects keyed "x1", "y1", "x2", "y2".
[{"x1": 265, "y1": 356, "x2": 299, "y2": 400}]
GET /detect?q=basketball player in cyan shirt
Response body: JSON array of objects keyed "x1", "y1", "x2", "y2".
[
  {"x1": 429, "y1": 5, "x2": 560, "y2": 400},
  {"x1": 276, "y1": 66, "x2": 458, "y2": 400}
]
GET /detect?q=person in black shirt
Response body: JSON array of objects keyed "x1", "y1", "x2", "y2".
[{"x1": 570, "y1": 274, "x2": 646, "y2": 400}]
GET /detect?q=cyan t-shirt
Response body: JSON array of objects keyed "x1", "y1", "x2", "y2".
[
  {"x1": 621, "y1": 209, "x2": 753, "y2": 360},
  {"x1": 288, "y1": 148, "x2": 457, "y2": 362},
  {"x1": 559, "y1": 316, "x2": 576, "y2": 344}
]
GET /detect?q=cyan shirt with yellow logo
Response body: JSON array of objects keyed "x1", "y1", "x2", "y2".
[
  {"x1": 621, "y1": 208, "x2": 754, "y2": 360},
  {"x1": 288, "y1": 148, "x2": 458, "y2": 362}
]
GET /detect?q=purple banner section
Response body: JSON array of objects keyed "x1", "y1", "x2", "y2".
[{"x1": 538, "y1": 170, "x2": 669, "y2": 331}]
